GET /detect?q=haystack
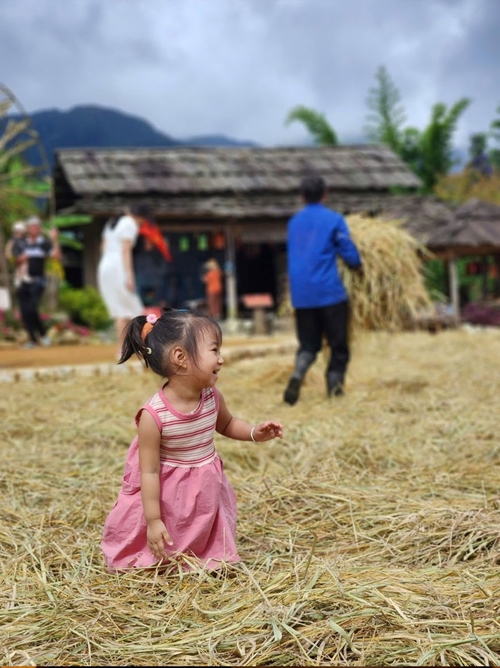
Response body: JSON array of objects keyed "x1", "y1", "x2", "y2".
[{"x1": 279, "y1": 215, "x2": 432, "y2": 332}]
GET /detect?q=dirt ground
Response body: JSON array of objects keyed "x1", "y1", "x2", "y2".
[
  {"x1": 0, "y1": 335, "x2": 288, "y2": 370},
  {"x1": 0, "y1": 343, "x2": 117, "y2": 369}
]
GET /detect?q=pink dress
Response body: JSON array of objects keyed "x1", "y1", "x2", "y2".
[{"x1": 101, "y1": 386, "x2": 240, "y2": 571}]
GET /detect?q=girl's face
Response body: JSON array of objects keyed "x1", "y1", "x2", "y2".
[{"x1": 189, "y1": 329, "x2": 224, "y2": 389}]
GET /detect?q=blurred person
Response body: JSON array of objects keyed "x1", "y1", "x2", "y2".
[
  {"x1": 97, "y1": 203, "x2": 150, "y2": 355},
  {"x1": 202, "y1": 258, "x2": 223, "y2": 320},
  {"x1": 283, "y1": 174, "x2": 362, "y2": 405},
  {"x1": 133, "y1": 236, "x2": 169, "y2": 307},
  {"x1": 5, "y1": 220, "x2": 29, "y2": 287},
  {"x1": 11, "y1": 216, "x2": 61, "y2": 348},
  {"x1": 101, "y1": 308, "x2": 283, "y2": 571}
]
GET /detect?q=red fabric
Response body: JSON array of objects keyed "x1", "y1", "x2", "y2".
[{"x1": 139, "y1": 221, "x2": 172, "y2": 262}]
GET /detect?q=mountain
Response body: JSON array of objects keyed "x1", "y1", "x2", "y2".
[
  {"x1": 1, "y1": 104, "x2": 259, "y2": 169},
  {"x1": 183, "y1": 134, "x2": 258, "y2": 148}
]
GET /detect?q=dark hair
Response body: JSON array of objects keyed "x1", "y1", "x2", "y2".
[
  {"x1": 300, "y1": 174, "x2": 326, "y2": 203},
  {"x1": 119, "y1": 308, "x2": 222, "y2": 377},
  {"x1": 129, "y1": 202, "x2": 153, "y2": 219}
]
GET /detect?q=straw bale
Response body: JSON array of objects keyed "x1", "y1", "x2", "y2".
[
  {"x1": 1, "y1": 329, "x2": 500, "y2": 666},
  {"x1": 279, "y1": 215, "x2": 432, "y2": 333}
]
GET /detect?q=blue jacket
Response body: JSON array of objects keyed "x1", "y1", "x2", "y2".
[{"x1": 287, "y1": 203, "x2": 361, "y2": 309}]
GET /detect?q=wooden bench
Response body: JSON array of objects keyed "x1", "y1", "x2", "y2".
[{"x1": 241, "y1": 293, "x2": 274, "y2": 335}]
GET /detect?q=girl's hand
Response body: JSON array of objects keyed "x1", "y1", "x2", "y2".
[
  {"x1": 252, "y1": 421, "x2": 283, "y2": 442},
  {"x1": 125, "y1": 276, "x2": 136, "y2": 292},
  {"x1": 147, "y1": 519, "x2": 173, "y2": 559}
]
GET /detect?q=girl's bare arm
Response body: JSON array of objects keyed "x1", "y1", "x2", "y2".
[
  {"x1": 215, "y1": 391, "x2": 283, "y2": 442},
  {"x1": 138, "y1": 411, "x2": 172, "y2": 557}
]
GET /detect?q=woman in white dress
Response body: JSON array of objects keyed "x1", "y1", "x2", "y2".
[{"x1": 98, "y1": 204, "x2": 151, "y2": 354}]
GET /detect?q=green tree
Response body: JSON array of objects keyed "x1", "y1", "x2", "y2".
[
  {"x1": 284, "y1": 105, "x2": 338, "y2": 145},
  {"x1": 364, "y1": 65, "x2": 406, "y2": 153},
  {"x1": 395, "y1": 99, "x2": 470, "y2": 192},
  {"x1": 489, "y1": 104, "x2": 500, "y2": 170},
  {"x1": 417, "y1": 99, "x2": 470, "y2": 191},
  {"x1": 0, "y1": 153, "x2": 47, "y2": 233},
  {"x1": 362, "y1": 67, "x2": 470, "y2": 192},
  {"x1": 398, "y1": 126, "x2": 422, "y2": 174},
  {"x1": 467, "y1": 132, "x2": 493, "y2": 176},
  {"x1": 490, "y1": 104, "x2": 500, "y2": 141}
]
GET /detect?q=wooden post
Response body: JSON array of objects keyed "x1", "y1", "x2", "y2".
[
  {"x1": 495, "y1": 254, "x2": 500, "y2": 298},
  {"x1": 481, "y1": 255, "x2": 489, "y2": 300},
  {"x1": 447, "y1": 256, "x2": 460, "y2": 322},
  {"x1": 253, "y1": 307, "x2": 266, "y2": 335},
  {"x1": 224, "y1": 223, "x2": 238, "y2": 322},
  {"x1": 82, "y1": 218, "x2": 101, "y2": 287}
]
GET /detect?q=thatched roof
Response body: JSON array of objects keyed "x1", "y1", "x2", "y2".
[
  {"x1": 379, "y1": 195, "x2": 455, "y2": 241},
  {"x1": 380, "y1": 196, "x2": 500, "y2": 256},
  {"x1": 456, "y1": 198, "x2": 500, "y2": 221},
  {"x1": 432, "y1": 198, "x2": 500, "y2": 254},
  {"x1": 53, "y1": 145, "x2": 421, "y2": 219}
]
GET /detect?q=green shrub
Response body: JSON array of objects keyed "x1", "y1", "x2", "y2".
[
  {"x1": 424, "y1": 260, "x2": 447, "y2": 301},
  {"x1": 2, "y1": 309, "x2": 23, "y2": 330},
  {"x1": 59, "y1": 285, "x2": 112, "y2": 331}
]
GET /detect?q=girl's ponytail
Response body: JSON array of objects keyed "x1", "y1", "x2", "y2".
[{"x1": 118, "y1": 315, "x2": 150, "y2": 366}]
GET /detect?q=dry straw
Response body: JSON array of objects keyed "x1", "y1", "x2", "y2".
[
  {"x1": 280, "y1": 215, "x2": 432, "y2": 333},
  {"x1": 1, "y1": 328, "x2": 500, "y2": 665}
]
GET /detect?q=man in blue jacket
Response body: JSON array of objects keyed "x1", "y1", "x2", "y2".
[{"x1": 284, "y1": 174, "x2": 362, "y2": 405}]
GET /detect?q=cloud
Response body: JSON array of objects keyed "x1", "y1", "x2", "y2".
[{"x1": 0, "y1": 0, "x2": 498, "y2": 147}]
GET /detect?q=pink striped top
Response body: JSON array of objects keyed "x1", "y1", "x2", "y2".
[{"x1": 135, "y1": 386, "x2": 219, "y2": 468}]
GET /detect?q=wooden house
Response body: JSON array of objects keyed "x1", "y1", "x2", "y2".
[{"x1": 52, "y1": 145, "x2": 421, "y2": 317}]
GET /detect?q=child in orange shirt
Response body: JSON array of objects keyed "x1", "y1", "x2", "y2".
[{"x1": 203, "y1": 259, "x2": 223, "y2": 319}]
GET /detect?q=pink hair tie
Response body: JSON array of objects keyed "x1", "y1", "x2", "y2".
[{"x1": 141, "y1": 313, "x2": 158, "y2": 341}]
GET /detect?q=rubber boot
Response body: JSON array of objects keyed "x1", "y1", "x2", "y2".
[
  {"x1": 283, "y1": 351, "x2": 315, "y2": 405},
  {"x1": 326, "y1": 371, "x2": 345, "y2": 397}
]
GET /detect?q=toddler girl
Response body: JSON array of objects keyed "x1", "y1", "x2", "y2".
[{"x1": 101, "y1": 309, "x2": 283, "y2": 571}]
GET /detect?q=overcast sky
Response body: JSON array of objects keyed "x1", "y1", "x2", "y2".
[{"x1": 1, "y1": 0, "x2": 499, "y2": 149}]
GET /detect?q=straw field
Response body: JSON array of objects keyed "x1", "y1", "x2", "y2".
[{"x1": 1, "y1": 328, "x2": 500, "y2": 666}]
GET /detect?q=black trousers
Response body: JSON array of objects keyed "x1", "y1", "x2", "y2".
[
  {"x1": 17, "y1": 280, "x2": 47, "y2": 343},
  {"x1": 295, "y1": 301, "x2": 350, "y2": 375}
]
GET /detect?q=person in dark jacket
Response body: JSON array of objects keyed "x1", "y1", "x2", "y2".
[
  {"x1": 12, "y1": 216, "x2": 61, "y2": 348},
  {"x1": 283, "y1": 174, "x2": 362, "y2": 405}
]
